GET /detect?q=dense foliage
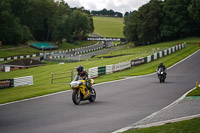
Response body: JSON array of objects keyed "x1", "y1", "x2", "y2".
[
  {"x1": 124, "y1": 0, "x2": 200, "y2": 45},
  {"x1": 0, "y1": 0, "x2": 94, "y2": 45},
  {"x1": 91, "y1": 9, "x2": 123, "y2": 18}
]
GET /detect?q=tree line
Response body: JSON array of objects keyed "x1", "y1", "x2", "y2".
[
  {"x1": 0, "y1": 0, "x2": 94, "y2": 45},
  {"x1": 91, "y1": 9, "x2": 123, "y2": 18},
  {"x1": 124, "y1": 0, "x2": 200, "y2": 46}
]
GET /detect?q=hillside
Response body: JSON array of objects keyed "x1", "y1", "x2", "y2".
[{"x1": 93, "y1": 16, "x2": 124, "y2": 38}]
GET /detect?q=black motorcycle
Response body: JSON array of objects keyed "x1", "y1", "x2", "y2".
[{"x1": 157, "y1": 68, "x2": 166, "y2": 83}]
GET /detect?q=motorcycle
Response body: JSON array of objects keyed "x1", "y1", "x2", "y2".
[
  {"x1": 70, "y1": 79, "x2": 96, "y2": 105},
  {"x1": 157, "y1": 68, "x2": 166, "y2": 83}
]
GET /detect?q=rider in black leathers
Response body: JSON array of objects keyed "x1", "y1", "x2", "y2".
[
  {"x1": 157, "y1": 63, "x2": 167, "y2": 76},
  {"x1": 75, "y1": 65, "x2": 92, "y2": 91}
]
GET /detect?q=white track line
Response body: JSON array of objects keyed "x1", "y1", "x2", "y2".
[
  {"x1": 0, "y1": 90, "x2": 71, "y2": 107},
  {"x1": 1, "y1": 50, "x2": 199, "y2": 107}
]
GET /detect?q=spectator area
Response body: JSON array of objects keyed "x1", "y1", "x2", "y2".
[{"x1": 30, "y1": 42, "x2": 58, "y2": 50}]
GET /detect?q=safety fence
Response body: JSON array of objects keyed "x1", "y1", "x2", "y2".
[
  {"x1": 0, "y1": 42, "x2": 103, "y2": 62},
  {"x1": 0, "y1": 76, "x2": 33, "y2": 89},
  {"x1": 88, "y1": 43, "x2": 185, "y2": 78},
  {"x1": 51, "y1": 72, "x2": 72, "y2": 84}
]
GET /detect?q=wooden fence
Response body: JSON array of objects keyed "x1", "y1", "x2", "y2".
[{"x1": 51, "y1": 72, "x2": 72, "y2": 84}]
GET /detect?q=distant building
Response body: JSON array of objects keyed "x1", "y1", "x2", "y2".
[{"x1": 2, "y1": 59, "x2": 45, "y2": 72}]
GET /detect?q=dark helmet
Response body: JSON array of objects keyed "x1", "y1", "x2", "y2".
[
  {"x1": 159, "y1": 62, "x2": 163, "y2": 66},
  {"x1": 77, "y1": 65, "x2": 84, "y2": 73}
]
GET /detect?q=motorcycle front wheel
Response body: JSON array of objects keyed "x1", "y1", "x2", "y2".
[
  {"x1": 72, "y1": 90, "x2": 81, "y2": 105},
  {"x1": 159, "y1": 75, "x2": 162, "y2": 83}
]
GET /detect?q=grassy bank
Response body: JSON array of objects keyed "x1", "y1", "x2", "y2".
[
  {"x1": 95, "y1": 42, "x2": 199, "y2": 83},
  {"x1": 0, "y1": 37, "x2": 199, "y2": 104},
  {"x1": 93, "y1": 16, "x2": 124, "y2": 37},
  {"x1": 124, "y1": 117, "x2": 200, "y2": 133}
]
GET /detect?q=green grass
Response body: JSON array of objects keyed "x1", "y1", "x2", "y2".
[
  {"x1": 95, "y1": 42, "x2": 199, "y2": 83},
  {"x1": 187, "y1": 87, "x2": 200, "y2": 96},
  {"x1": 0, "y1": 41, "x2": 97, "y2": 58},
  {"x1": 0, "y1": 46, "x2": 40, "y2": 58},
  {"x1": 0, "y1": 37, "x2": 199, "y2": 104},
  {"x1": 58, "y1": 41, "x2": 97, "y2": 50},
  {"x1": 93, "y1": 16, "x2": 124, "y2": 37},
  {"x1": 94, "y1": 37, "x2": 200, "y2": 58},
  {"x1": 124, "y1": 117, "x2": 200, "y2": 133}
]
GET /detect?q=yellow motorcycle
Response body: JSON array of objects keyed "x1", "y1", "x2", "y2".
[{"x1": 70, "y1": 79, "x2": 96, "y2": 105}]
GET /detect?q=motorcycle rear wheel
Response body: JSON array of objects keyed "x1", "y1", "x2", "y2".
[
  {"x1": 89, "y1": 89, "x2": 96, "y2": 102},
  {"x1": 72, "y1": 90, "x2": 81, "y2": 105}
]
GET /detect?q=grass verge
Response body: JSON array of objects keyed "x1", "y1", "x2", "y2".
[
  {"x1": 187, "y1": 87, "x2": 200, "y2": 96},
  {"x1": 124, "y1": 117, "x2": 200, "y2": 133}
]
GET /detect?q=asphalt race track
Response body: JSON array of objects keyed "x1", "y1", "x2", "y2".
[{"x1": 0, "y1": 50, "x2": 200, "y2": 133}]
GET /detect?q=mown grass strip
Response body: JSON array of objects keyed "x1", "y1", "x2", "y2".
[
  {"x1": 93, "y1": 16, "x2": 124, "y2": 37},
  {"x1": 124, "y1": 117, "x2": 200, "y2": 133},
  {"x1": 187, "y1": 87, "x2": 200, "y2": 97}
]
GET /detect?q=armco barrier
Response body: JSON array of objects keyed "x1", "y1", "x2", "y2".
[
  {"x1": 14, "y1": 76, "x2": 33, "y2": 87},
  {"x1": 151, "y1": 55, "x2": 154, "y2": 61},
  {"x1": 89, "y1": 67, "x2": 98, "y2": 78},
  {"x1": 112, "y1": 61, "x2": 131, "y2": 72},
  {"x1": 88, "y1": 43, "x2": 185, "y2": 79},
  {"x1": 147, "y1": 55, "x2": 151, "y2": 63},
  {"x1": 106, "y1": 65, "x2": 113, "y2": 74},
  {"x1": 154, "y1": 53, "x2": 157, "y2": 60},
  {"x1": 143, "y1": 57, "x2": 147, "y2": 63},
  {"x1": 0, "y1": 79, "x2": 14, "y2": 89},
  {"x1": 0, "y1": 76, "x2": 33, "y2": 89},
  {"x1": 0, "y1": 42, "x2": 102, "y2": 62},
  {"x1": 131, "y1": 58, "x2": 144, "y2": 66},
  {"x1": 98, "y1": 66, "x2": 106, "y2": 76}
]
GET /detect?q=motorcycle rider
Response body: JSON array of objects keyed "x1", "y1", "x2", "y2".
[
  {"x1": 157, "y1": 62, "x2": 167, "y2": 76},
  {"x1": 75, "y1": 65, "x2": 92, "y2": 93}
]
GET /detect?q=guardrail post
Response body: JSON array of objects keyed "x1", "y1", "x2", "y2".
[
  {"x1": 71, "y1": 69, "x2": 74, "y2": 81},
  {"x1": 51, "y1": 72, "x2": 53, "y2": 84}
]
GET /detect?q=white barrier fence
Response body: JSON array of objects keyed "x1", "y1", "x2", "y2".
[
  {"x1": 112, "y1": 61, "x2": 131, "y2": 72},
  {"x1": 88, "y1": 67, "x2": 98, "y2": 79},
  {"x1": 88, "y1": 43, "x2": 185, "y2": 79},
  {"x1": 14, "y1": 76, "x2": 33, "y2": 87},
  {"x1": 106, "y1": 65, "x2": 113, "y2": 74}
]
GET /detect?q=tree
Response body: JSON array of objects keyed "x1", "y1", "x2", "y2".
[
  {"x1": 91, "y1": 9, "x2": 123, "y2": 17},
  {"x1": 124, "y1": 11, "x2": 139, "y2": 43},
  {"x1": 188, "y1": 0, "x2": 200, "y2": 23},
  {"x1": 138, "y1": 0, "x2": 164, "y2": 44},
  {"x1": 71, "y1": 10, "x2": 93, "y2": 38},
  {"x1": 0, "y1": 0, "x2": 32, "y2": 44},
  {"x1": 161, "y1": 0, "x2": 194, "y2": 39},
  {"x1": 0, "y1": 0, "x2": 94, "y2": 45},
  {"x1": 124, "y1": 12, "x2": 130, "y2": 17},
  {"x1": 124, "y1": 0, "x2": 164, "y2": 45},
  {"x1": 188, "y1": 0, "x2": 200, "y2": 36}
]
